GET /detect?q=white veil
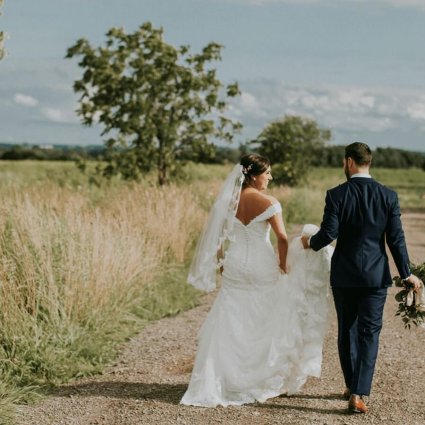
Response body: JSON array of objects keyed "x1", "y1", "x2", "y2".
[{"x1": 188, "y1": 164, "x2": 245, "y2": 292}]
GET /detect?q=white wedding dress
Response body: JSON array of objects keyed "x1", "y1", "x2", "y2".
[{"x1": 181, "y1": 203, "x2": 333, "y2": 407}]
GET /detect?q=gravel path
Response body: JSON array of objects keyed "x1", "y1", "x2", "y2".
[{"x1": 16, "y1": 213, "x2": 425, "y2": 425}]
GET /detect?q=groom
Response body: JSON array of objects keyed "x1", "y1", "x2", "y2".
[{"x1": 301, "y1": 142, "x2": 421, "y2": 414}]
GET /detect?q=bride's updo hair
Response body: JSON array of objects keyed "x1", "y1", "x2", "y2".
[{"x1": 240, "y1": 153, "x2": 270, "y2": 186}]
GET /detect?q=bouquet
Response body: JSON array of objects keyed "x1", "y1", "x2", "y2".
[{"x1": 393, "y1": 263, "x2": 425, "y2": 329}]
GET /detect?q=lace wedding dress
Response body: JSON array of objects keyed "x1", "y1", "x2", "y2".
[{"x1": 181, "y1": 203, "x2": 333, "y2": 407}]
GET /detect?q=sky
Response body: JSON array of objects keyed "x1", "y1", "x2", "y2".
[{"x1": 1, "y1": 0, "x2": 425, "y2": 151}]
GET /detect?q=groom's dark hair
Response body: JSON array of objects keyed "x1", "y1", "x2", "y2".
[{"x1": 345, "y1": 142, "x2": 372, "y2": 166}]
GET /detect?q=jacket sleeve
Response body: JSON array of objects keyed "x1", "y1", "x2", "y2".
[
  {"x1": 310, "y1": 190, "x2": 339, "y2": 252},
  {"x1": 385, "y1": 192, "x2": 411, "y2": 279}
]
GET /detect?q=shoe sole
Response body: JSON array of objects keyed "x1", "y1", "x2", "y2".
[{"x1": 348, "y1": 407, "x2": 367, "y2": 414}]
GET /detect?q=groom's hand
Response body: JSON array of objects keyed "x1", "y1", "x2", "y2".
[
  {"x1": 301, "y1": 235, "x2": 310, "y2": 249},
  {"x1": 403, "y1": 274, "x2": 422, "y2": 291}
]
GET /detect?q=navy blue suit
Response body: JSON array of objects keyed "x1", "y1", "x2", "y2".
[{"x1": 310, "y1": 176, "x2": 410, "y2": 395}]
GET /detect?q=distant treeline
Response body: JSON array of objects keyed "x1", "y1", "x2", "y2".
[
  {"x1": 310, "y1": 145, "x2": 425, "y2": 169},
  {"x1": 204, "y1": 145, "x2": 425, "y2": 169},
  {"x1": 0, "y1": 143, "x2": 424, "y2": 169},
  {"x1": 0, "y1": 144, "x2": 104, "y2": 161}
]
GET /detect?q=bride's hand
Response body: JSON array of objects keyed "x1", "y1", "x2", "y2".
[{"x1": 279, "y1": 264, "x2": 289, "y2": 274}]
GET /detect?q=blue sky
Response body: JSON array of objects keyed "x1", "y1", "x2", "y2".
[{"x1": 1, "y1": 0, "x2": 425, "y2": 150}]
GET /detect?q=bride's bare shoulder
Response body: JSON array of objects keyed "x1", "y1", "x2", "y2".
[
  {"x1": 264, "y1": 194, "x2": 279, "y2": 206},
  {"x1": 240, "y1": 191, "x2": 278, "y2": 208}
]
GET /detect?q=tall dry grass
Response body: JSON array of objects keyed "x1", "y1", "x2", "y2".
[{"x1": 0, "y1": 179, "x2": 206, "y2": 418}]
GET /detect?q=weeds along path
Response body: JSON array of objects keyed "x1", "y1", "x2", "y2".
[{"x1": 16, "y1": 213, "x2": 425, "y2": 425}]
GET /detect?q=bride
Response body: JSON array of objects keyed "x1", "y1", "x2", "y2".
[{"x1": 181, "y1": 153, "x2": 333, "y2": 407}]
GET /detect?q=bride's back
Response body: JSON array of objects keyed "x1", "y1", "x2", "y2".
[{"x1": 236, "y1": 190, "x2": 275, "y2": 225}]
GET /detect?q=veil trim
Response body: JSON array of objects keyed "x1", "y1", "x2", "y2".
[{"x1": 187, "y1": 164, "x2": 245, "y2": 292}]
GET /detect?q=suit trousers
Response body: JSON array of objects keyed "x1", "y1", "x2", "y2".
[{"x1": 332, "y1": 286, "x2": 388, "y2": 396}]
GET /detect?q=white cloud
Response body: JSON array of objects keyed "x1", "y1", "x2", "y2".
[
  {"x1": 327, "y1": 114, "x2": 393, "y2": 133},
  {"x1": 407, "y1": 100, "x2": 425, "y2": 121},
  {"x1": 229, "y1": 80, "x2": 425, "y2": 143},
  {"x1": 294, "y1": 88, "x2": 375, "y2": 117},
  {"x1": 13, "y1": 93, "x2": 39, "y2": 107},
  {"x1": 239, "y1": 92, "x2": 259, "y2": 110},
  {"x1": 41, "y1": 107, "x2": 78, "y2": 124},
  {"x1": 338, "y1": 89, "x2": 375, "y2": 109},
  {"x1": 230, "y1": 91, "x2": 269, "y2": 120},
  {"x1": 42, "y1": 108, "x2": 63, "y2": 122}
]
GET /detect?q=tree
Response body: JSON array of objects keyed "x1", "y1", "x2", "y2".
[
  {"x1": 252, "y1": 115, "x2": 331, "y2": 186},
  {"x1": 66, "y1": 22, "x2": 241, "y2": 185}
]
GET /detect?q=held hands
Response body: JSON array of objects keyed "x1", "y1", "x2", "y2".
[
  {"x1": 300, "y1": 235, "x2": 311, "y2": 250},
  {"x1": 403, "y1": 274, "x2": 423, "y2": 291}
]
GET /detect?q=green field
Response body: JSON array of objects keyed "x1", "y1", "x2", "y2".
[
  {"x1": 268, "y1": 166, "x2": 425, "y2": 227},
  {"x1": 0, "y1": 160, "x2": 423, "y2": 423},
  {"x1": 307, "y1": 167, "x2": 425, "y2": 210}
]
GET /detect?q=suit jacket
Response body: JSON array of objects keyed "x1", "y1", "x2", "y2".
[{"x1": 310, "y1": 177, "x2": 410, "y2": 288}]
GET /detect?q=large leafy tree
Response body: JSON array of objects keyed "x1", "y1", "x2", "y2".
[
  {"x1": 252, "y1": 115, "x2": 331, "y2": 186},
  {"x1": 66, "y1": 22, "x2": 241, "y2": 185}
]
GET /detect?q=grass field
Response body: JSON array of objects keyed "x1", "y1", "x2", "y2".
[
  {"x1": 0, "y1": 160, "x2": 423, "y2": 423},
  {"x1": 269, "y1": 166, "x2": 425, "y2": 227}
]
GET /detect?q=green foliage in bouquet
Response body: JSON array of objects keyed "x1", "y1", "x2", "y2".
[{"x1": 393, "y1": 263, "x2": 425, "y2": 329}]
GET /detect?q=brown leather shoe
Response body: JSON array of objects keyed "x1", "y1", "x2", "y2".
[
  {"x1": 348, "y1": 394, "x2": 368, "y2": 413},
  {"x1": 343, "y1": 387, "x2": 351, "y2": 400}
]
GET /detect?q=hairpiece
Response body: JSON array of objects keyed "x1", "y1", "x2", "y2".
[{"x1": 242, "y1": 164, "x2": 253, "y2": 175}]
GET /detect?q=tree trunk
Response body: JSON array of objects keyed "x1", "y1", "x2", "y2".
[
  {"x1": 157, "y1": 133, "x2": 168, "y2": 185},
  {"x1": 158, "y1": 165, "x2": 167, "y2": 186}
]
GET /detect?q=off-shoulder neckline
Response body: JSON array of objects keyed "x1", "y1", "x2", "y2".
[{"x1": 235, "y1": 202, "x2": 281, "y2": 227}]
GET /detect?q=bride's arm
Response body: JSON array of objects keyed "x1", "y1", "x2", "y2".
[{"x1": 269, "y1": 211, "x2": 289, "y2": 273}]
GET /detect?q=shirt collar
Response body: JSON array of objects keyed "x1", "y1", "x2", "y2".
[{"x1": 351, "y1": 173, "x2": 371, "y2": 179}]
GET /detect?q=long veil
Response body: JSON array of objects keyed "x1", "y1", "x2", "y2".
[{"x1": 188, "y1": 164, "x2": 244, "y2": 292}]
